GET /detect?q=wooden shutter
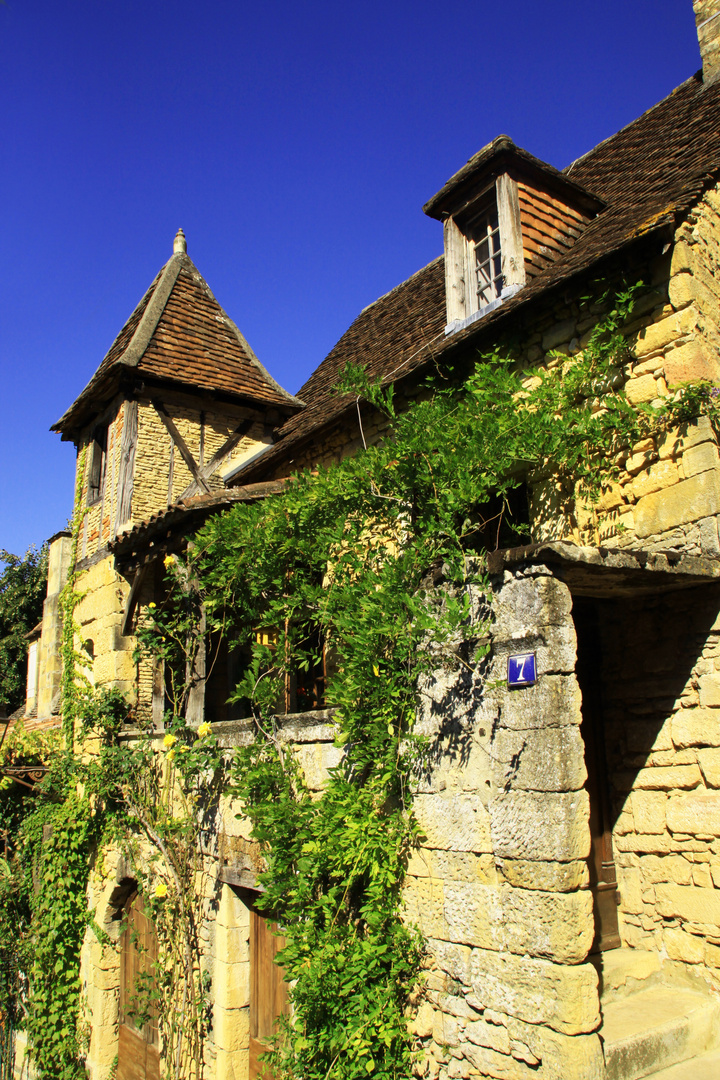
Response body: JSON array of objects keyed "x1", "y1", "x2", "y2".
[
  {"x1": 249, "y1": 911, "x2": 289, "y2": 1080},
  {"x1": 117, "y1": 892, "x2": 160, "y2": 1080}
]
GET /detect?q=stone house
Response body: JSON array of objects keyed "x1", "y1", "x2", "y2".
[{"x1": 14, "y1": 2, "x2": 720, "y2": 1078}]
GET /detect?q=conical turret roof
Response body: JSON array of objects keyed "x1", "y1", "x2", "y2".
[{"x1": 53, "y1": 232, "x2": 303, "y2": 439}]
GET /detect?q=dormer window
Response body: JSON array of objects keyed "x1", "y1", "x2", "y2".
[
  {"x1": 423, "y1": 136, "x2": 604, "y2": 336},
  {"x1": 467, "y1": 202, "x2": 504, "y2": 307}
]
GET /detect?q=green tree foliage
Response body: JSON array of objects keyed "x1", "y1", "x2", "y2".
[
  {"x1": 0, "y1": 545, "x2": 48, "y2": 714},
  {"x1": 186, "y1": 284, "x2": 720, "y2": 1079}
]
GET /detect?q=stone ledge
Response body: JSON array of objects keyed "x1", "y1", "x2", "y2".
[{"x1": 488, "y1": 541, "x2": 720, "y2": 597}]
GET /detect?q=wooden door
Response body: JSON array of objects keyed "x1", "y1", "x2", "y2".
[
  {"x1": 117, "y1": 892, "x2": 160, "y2": 1080},
  {"x1": 249, "y1": 911, "x2": 289, "y2": 1080},
  {"x1": 574, "y1": 601, "x2": 621, "y2": 953}
]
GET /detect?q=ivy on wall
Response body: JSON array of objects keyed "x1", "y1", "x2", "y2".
[{"x1": 2, "y1": 283, "x2": 720, "y2": 1080}]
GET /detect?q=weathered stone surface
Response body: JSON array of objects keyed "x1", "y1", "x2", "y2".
[
  {"x1": 489, "y1": 790, "x2": 590, "y2": 861},
  {"x1": 672, "y1": 708, "x2": 720, "y2": 748},
  {"x1": 683, "y1": 441, "x2": 720, "y2": 478},
  {"x1": 630, "y1": 791, "x2": 668, "y2": 834},
  {"x1": 294, "y1": 742, "x2": 344, "y2": 790},
  {"x1": 403, "y1": 877, "x2": 447, "y2": 939},
  {"x1": 496, "y1": 676, "x2": 583, "y2": 731},
  {"x1": 698, "y1": 747, "x2": 720, "y2": 787},
  {"x1": 443, "y1": 881, "x2": 593, "y2": 963},
  {"x1": 212, "y1": 957, "x2": 250, "y2": 1011},
  {"x1": 492, "y1": 576, "x2": 573, "y2": 637},
  {"x1": 432, "y1": 1010, "x2": 461, "y2": 1048},
  {"x1": 635, "y1": 471, "x2": 720, "y2": 539},
  {"x1": 542, "y1": 320, "x2": 576, "y2": 352},
  {"x1": 409, "y1": 1000, "x2": 435, "y2": 1038},
  {"x1": 631, "y1": 460, "x2": 679, "y2": 499},
  {"x1": 497, "y1": 858, "x2": 589, "y2": 893},
  {"x1": 667, "y1": 792, "x2": 720, "y2": 835},
  {"x1": 656, "y1": 882, "x2": 720, "y2": 924},
  {"x1": 664, "y1": 926, "x2": 705, "y2": 963},
  {"x1": 213, "y1": 1003, "x2": 249, "y2": 1053},
  {"x1": 465, "y1": 1016, "x2": 511, "y2": 1054},
  {"x1": 426, "y1": 938, "x2": 472, "y2": 985},
  {"x1": 634, "y1": 311, "x2": 694, "y2": 357},
  {"x1": 413, "y1": 793, "x2": 493, "y2": 852},
  {"x1": 468, "y1": 948, "x2": 600, "y2": 1035},
  {"x1": 633, "y1": 764, "x2": 702, "y2": 790},
  {"x1": 699, "y1": 673, "x2": 720, "y2": 708},
  {"x1": 505, "y1": 1019, "x2": 604, "y2": 1080},
  {"x1": 625, "y1": 373, "x2": 659, "y2": 404},
  {"x1": 490, "y1": 725, "x2": 587, "y2": 792},
  {"x1": 492, "y1": 624, "x2": 578, "y2": 680},
  {"x1": 665, "y1": 340, "x2": 719, "y2": 386},
  {"x1": 668, "y1": 272, "x2": 695, "y2": 310},
  {"x1": 407, "y1": 849, "x2": 497, "y2": 884}
]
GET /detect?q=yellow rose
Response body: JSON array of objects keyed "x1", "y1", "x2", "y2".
[
  {"x1": 163, "y1": 554, "x2": 175, "y2": 569},
  {"x1": 167, "y1": 749, "x2": 176, "y2": 761},
  {"x1": 197, "y1": 722, "x2": 211, "y2": 739},
  {"x1": 148, "y1": 602, "x2": 156, "y2": 609},
  {"x1": 154, "y1": 881, "x2": 168, "y2": 899},
  {"x1": 163, "y1": 733, "x2": 177, "y2": 749}
]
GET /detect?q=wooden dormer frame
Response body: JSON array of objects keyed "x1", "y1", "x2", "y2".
[
  {"x1": 443, "y1": 174, "x2": 526, "y2": 328},
  {"x1": 424, "y1": 135, "x2": 604, "y2": 336}
]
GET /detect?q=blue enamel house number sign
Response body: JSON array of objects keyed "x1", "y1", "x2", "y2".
[{"x1": 507, "y1": 652, "x2": 537, "y2": 688}]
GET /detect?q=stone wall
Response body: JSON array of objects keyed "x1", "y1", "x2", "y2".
[
  {"x1": 600, "y1": 582, "x2": 720, "y2": 989},
  {"x1": 403, "y1": 566, "x2": 601, "y2": 1080},
  {"x1": 73, "y1": 557, "x2": 135, "y2": 701},
  {"x1": 267, "y1": 189, "x2": 720, "y2": 563},
  {"x1": 36, "y1": 532, "x2": 72, "y2": 718}
]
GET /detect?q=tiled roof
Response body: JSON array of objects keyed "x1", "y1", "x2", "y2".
[
  {"x1": 109, "y1": 480, "x2": 287, "y2": 567},
  {"x1": 231, "y1": 71, "x2": 720, "y2": 485},
  {"x1": 229, "y1": 257, "x2": 448, "y2": 480},
  {"x1": 53, "y1": 250, "x2": 303, "y2": 438}
]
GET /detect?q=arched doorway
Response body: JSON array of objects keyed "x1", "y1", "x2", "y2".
[{"x1": 117, "y1": 891, "x2": 160, "y2": 1080}]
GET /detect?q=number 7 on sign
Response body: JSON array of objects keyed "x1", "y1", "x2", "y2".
[{"x1": 507, "y1": 652, "x2": 537, "y2": 688}]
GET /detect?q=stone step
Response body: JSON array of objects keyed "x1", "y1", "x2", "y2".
[
  {"x1": 601, "y1": 985, "x2": 720, "y2": 1080},
  {"x1": 646, "y1": 1048, "x2": 720, "y2": 1079},
  {"x1": 593, "y1": 947, "x2": 663, "y2": 1004}
]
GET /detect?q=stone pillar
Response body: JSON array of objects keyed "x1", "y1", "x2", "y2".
[
  {"x1": 694, "y1": 0, "x2": 720, "y2": 83},
  {"x1": 36, "y1": 531, "x2": 72, "y2": 719}
]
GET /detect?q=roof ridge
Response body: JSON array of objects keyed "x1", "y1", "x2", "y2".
[{"x1": 119, "y1": 253, "x2": 183, "y2": 368}]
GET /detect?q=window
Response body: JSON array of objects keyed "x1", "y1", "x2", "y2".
[
  {"x1": 440, "y1": 175, "x2": 526, "y2": 333},
  {"x1": 467, "y1": 203, "x2": 504, "y2": 308},
  {"x1": 87, "y1": 424, "x2": 108, "y2": 505}
]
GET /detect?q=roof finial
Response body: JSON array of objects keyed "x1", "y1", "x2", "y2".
[{"x1": 173, "y1": 228, "x2": 187, "y2": 255}]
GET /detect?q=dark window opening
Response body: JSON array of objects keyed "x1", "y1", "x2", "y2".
[
  {"x1": 205, "y1": 623, "x2": 327, "y2": 722},
  {"x1": 87, "y1": 424, "x2": 108, "y2": 505},
  {"x1": 464, "y1": 484, "x2": 531, "y2": 553}
]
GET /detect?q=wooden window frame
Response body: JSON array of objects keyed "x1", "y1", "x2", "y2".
[
  {"x1": 87, "y1": 423, "x2": 108, "y2": 506},
  {"x1": 443, "y1": 174, "x2": 526, "y2": 328}
]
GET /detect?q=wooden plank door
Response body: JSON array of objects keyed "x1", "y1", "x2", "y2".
[
  {"x1": 117, "y1": 891, "x2": 160, "y2": 1080},
  {"x1": 249, "y1": 911, "x2": 289, "y2": 1080},
  {"x1": 573, "y1": 600, "x2": 621, "y2": 953}
]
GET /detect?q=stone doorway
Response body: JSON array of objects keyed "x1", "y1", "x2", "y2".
[
  {"x1": 117, "y1": 891, "x2": 160, "y2": 1080},
  {"x1": 573, "y1": 598, "x2": 622, "y2": 953}
]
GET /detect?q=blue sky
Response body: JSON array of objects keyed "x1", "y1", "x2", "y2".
[{"x1": 0, "y1": 0, "x2": 702, "y2": 555}]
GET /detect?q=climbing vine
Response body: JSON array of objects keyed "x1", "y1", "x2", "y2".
[
  {"x1": 4, "y1": 282, "x2": 720, "y2": 1080},
  {"x1": 183, "y1": 282, "x2": 720, "y2": 1079}
]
